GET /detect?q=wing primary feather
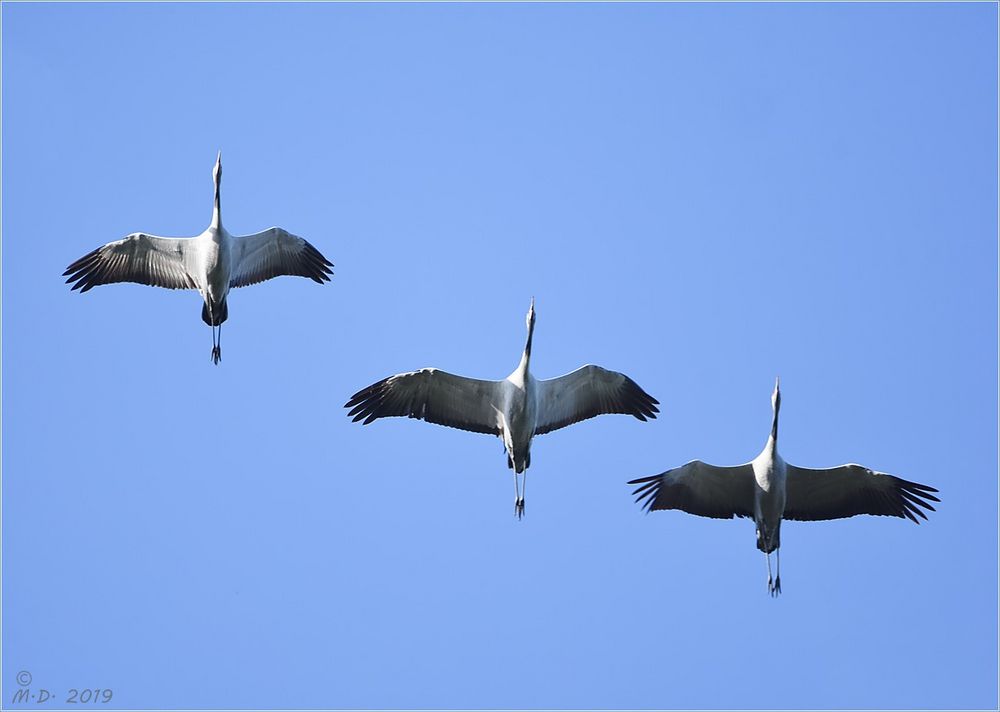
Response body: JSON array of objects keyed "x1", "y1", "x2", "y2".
[
  {"x1": 345, "y1": 370, "x2": 501, "y2": 436},
  {"x1": 230, "y1": 229, "x2": 333, "y2": 288},
  {"x1": 629, "y1": 474, "x2": 664, "y2": 512},
  {"x1": 784, "y1": 466, "x2": 939, "y2": 523},
  {"x1": 64, "y1": 234, "x2": 195, "y2": 291},
  {"x1": 899, "y1": 488, "x2": 936, "y2": 511}
]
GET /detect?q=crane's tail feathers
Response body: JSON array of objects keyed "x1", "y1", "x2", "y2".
[{"x1": 201, "y1": 299, "x2": 228, "y2": 326}]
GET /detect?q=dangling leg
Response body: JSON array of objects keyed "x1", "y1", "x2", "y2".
[
  {"x1": 207, "y1": 302, "x2": 220, "y2": 365},
  {"x1": 211, "y1": 326, "x2": 221, "y2": 364},
  {"x1": 512, "y1": 471, "x2": 521, "y2": 519},
  {"x1": 210, "y1": 325, "x2": 220, "y2": 364},
  {"x1": 514, "y1": 472, "x2": 525, "y2": 520},
  {"x1": 214, "y1": 322, "x2": 222, "y2": 364},
  {"x1": 765, "y1": 551, "x2": 774, "y2": 595},
  {"x1": 519, "y1": 472, "x2": 527, "y2": 520},
  {"x1": 773, "y1": 548, "x2": 781, "y2": 595}
]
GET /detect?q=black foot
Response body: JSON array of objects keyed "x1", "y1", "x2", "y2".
[
  {"x1": 768, "y1": 576, "x2": 782, "y2": 597},
  {"x1": 211, "y1": 345, "x2": 222, "y2": 365},
  {"x1": 514, "y1": 497, "x2": 525, "y2": 520}
]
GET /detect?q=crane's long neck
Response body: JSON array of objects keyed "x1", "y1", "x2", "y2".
[
  {"x1": 517, "y1": 318, "x2": 534, "y2": 374},
  {"x1": 768, "y1": 401, "x2": 780, "y2": 447},
  {"x1": 211, "y1": 174, "x2": 222, "y2": 229}
]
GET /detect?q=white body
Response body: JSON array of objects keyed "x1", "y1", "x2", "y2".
[
  {"x1": 499, "y1": 349, "x2": 540, "y2": 473},
  {"x1": 193, "y1": 221, "x2": 232, "y2": 323},
  {"x1": 751, "y1": 438, "x2": 787, "y2": 554}
]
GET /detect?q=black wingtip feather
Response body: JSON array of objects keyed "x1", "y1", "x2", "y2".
[
  {"x1": 626, "y1": 474, "x2": 664, "y2": 513},
  {"x1": 622, "y1": 376, "x2": 660, "y2": 423},
  {"x1": 63, "y1": 248, "x2": 104, "y2": 290},
  {"x1": 345, "y1": 377, "x2": 394, "y2": 425},
  {"x1": 627, "y1": 473, "x2": 661, "y2": 486},
  {"x1": 893, "y1": 476, "x2": 940, "y2": 523}
]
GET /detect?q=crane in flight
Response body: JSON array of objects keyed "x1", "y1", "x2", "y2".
[
  {"x1": 629, "y1": 379, "x2": 938, "y2": 595},
  {"x1": 63, "y1": 153, "x2": 333, "y2": 364},
  {"x1": 346, "y1": 299, "x2": 659, "y2": 518}
]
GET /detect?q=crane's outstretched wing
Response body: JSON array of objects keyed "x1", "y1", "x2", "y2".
[
  {"x1": 534, "y1": 365, "x2": 658, "y2": 435},
  {"x1": 784, "y1": 464, "x2": 939, "y2": 523},
  {"x1": 229, "y1": 227, "x2": 333, "y2": 288},
  {"x1": 345, "y1": 369, "x2": 505, "y2": 436},
  {"x1": 64, "y1": 233, "x2": 197, "y2": 292},
  {"x1": 629, "y1": 461, "x2": 756, "y2": 519}
]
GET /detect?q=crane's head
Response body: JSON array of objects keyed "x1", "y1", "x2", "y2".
[
  {"x1": 771, "y1": 377, "x2": 781, "y2": 413},
  {"x1": 213, "y1": 151, "x2": 223, "y2": 186},
  {"x1": 526, "y1": 297, "x2": 536, "y2": 330}
]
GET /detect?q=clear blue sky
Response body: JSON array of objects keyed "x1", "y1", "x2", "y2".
[{"x1": 3, "y1": 3, "x2": 997, "y2": 710}]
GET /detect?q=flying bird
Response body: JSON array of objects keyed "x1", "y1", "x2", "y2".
[
  {"x1": 346, "y1": 299, "x2": 659, "y2": 518},
  {"x1": 629, "y1": 379, "x2": 938, "y2": 596},
  {"x1": 63, "y1": 153, "x2": 333, "y2": 364}
]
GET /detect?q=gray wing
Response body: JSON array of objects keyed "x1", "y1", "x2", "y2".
[
  {"x1": 784, "y1": 464, "x2": 939, "y2": 523},
  {"x1": 534, "y1": 365, "x2": 659, "y2": 435},
  {"x1": 345, "y1": 369, "x2": 505, "y2": 436},
  {"x1": 628, "y1": 461, "x2": 756, "y2": 519},
  {"x1": 63, "y1": 233, "x2": 197, "y2": 292},
  {"x1": 229, "y1": 227, "x2": 333, "y2": 288}
]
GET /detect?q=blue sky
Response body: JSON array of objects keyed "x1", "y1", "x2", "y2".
[{"x1": 2, "y1": 2, "x2": 997, "y2": 709}]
